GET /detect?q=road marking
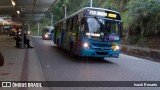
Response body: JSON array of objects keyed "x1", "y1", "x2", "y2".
[{"x1": 19, "y1": 49, "x2": 29, "y2": 90}]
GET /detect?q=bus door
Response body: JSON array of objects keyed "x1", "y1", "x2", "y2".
[
  {"x1": 75, "y1": 17, "x2": 86, "y2": 55},
  {"x1": 75, "y1": 24, "x2": 82, "y2": 55},
  {"x1": 71, "y1": 16, "x2": 79, "y2": 53},
  {"x1": 61, "y1": 21, "x2": 67, "y2": 49},
  {"x1": 58, "y1": 23, "x2": 63, "y2": 47}
]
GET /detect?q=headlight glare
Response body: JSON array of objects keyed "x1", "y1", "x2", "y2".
[
  {"x1": 112, "y1": 45, "x2": 120, "y2": 51},
  {"x1": 83, "y1": 42, "x2": 89, "y2": 49},
  {"x1": 115, "y1": 46, "x2": 120, "y2": 50},
  {"x1": 45, "y1": 34, "x2": 48, "y2": 38}
]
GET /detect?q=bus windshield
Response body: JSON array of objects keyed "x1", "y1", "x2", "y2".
[
  {"x1": 42, "y1": 28, "x2": 53, "y2": 34},
  {"x1": 85, "y1": 17, "x2": 120, "y2": 41}
]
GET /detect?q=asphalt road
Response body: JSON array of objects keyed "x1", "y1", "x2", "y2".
[{"x1": 32, "y1": 36, "x2": 160, "y2": 90}]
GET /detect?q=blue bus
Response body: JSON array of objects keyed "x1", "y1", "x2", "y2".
[
  {"x1": 54, "y1": 7, "x2": 123, "y2": 58},
  {"x1": 42, "y1": 26, "x2": 54, "y2": 40}
]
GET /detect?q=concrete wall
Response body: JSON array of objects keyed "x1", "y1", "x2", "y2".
[{"x1": 121, "y1": 45, "x2": 160, "y2": 61}]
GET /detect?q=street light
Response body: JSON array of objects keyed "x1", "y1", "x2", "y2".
[
  {"x1": 50, "y1": 13, "x2": 53, "y2": 26},
  {"x1": 63, "y1": 5, "x2": 67, "y2": 18},
  {"x1": 17, "y1": 10, "x2": 20, "y2": 14},
  {"x1": 11, "y1": 0, "x2": 16, "y2": 6}
]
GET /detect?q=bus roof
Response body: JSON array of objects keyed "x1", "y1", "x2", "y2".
[
  {"x1": 85, "y1": 7, "x2": 120, "y2": 14},
  {"x1": 54, "y1": 7, "x2": 121, "y2": 25},
  {"x1": 46, "y1": 26, "x2": 54, "y2": 30}
]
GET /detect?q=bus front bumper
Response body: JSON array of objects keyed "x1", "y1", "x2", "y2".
[{"x1": 80, "y1": 49, "x2": 120, "y2": 58}]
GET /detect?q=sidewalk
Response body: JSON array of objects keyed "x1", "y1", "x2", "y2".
[
  {"x1": 0, "y1": 35, "x2": 49, "y2": 90},
  {"x1": 0, "y1": 35, "x2": 11, "y2": 42}
]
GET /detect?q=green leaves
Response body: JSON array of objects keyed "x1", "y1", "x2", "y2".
[{"x1": 30, "y1": 0, "x2": 160, "y2": 49}]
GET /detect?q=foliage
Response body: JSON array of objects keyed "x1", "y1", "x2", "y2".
[
  {"x1": 125, "y1": 0, "x2": 160, "y2": 49},
  {"x1": 30, "y1": 0, "x2": 160, "y2": 49}
]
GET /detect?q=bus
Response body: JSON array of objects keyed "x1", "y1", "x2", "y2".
[
  {"x1": 42, "y1": 26, "x2": 54, "y2": 40},
  {"x1": 54, "y1": 7, "x2": 123, "y2": 58}
]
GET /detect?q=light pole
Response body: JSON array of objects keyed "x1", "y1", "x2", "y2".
[
  {"x1": 38, "y1": 22, "x2": 39, "y2": 36},
  {"x1": 63, "y1": 5, "x2": 67, "y2": 18},
  {"x1": 90, "y1": 0, "x2": 93, "y2": 7},
  {"x1": 50, "y1": 12, "x2": 53, "y2": 26}
]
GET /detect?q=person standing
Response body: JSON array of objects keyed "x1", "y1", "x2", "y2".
[
  {"x1": 24, "y1": 34, "x2": 33, "y2": 48},
  {"x1": 0, "y1": 51, "x2": 4, "y2": 66}
]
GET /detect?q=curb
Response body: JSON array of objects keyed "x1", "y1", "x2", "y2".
[{"x1": 121, "y1": 45, "x2": 160, "y2": 62}]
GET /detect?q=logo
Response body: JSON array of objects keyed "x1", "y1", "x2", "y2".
[{"x1": 2, "y1": 82, "x2": 11, "y2": 87}]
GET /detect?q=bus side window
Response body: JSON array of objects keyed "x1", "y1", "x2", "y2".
[
  {"x1": 80, "y1": 18, "x2": 85, "y2": 32},
  {"x1": 54, "y1": 25, "x2": 56, "y2": 34},
  {"x1": 72, "y1": 15, "x2": 78, "y2": 32},
  {"x1": 77, "y1": 17, "x2": 82, "y2": 38},
  {"x1": 81, "y1": 18, "x2": 88, "y2": 33},
  {"x1": 54, "y1": 25, "x2": 58, "y2": 42},
  {"x1": 63, "y1": 21, "x2": 66, "y2": 31},
  {"x1": 66, "y1": 19, "x2": 69, "y2": 32},
  {"x1": 68, "y1": 18, "x2": 73, "y2": 32},
  {"x1": 58, "y1": 22, "x2": 62, "y2": 36},
  {"x1": 60, "y1": 22, "x2": 63, "y2": 32}
]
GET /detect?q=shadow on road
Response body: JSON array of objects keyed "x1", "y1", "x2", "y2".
[{"x1": 51, "y1": 46, "x2": 114, "y2": 64}]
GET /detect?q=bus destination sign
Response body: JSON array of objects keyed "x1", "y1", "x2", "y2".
[{"x1": 87, "y1": 9, "x2": 120, "y2": 20}]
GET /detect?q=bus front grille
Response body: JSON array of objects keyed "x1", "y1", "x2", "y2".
[
  {"x1": 96, "y1": 52, "x2": 109, "y2": 55},
  {"x1": 93, "y1": 48, "x2": 111, "y2": 51},
  {"x1": 91, "y1": 43, "x2": 112, "y2": 47}
]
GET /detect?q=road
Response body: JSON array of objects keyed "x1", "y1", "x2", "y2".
[{"x1": 32, "y1": 36, "x2": 160, "y2": 90}]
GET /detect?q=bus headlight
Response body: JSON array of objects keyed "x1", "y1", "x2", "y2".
[
  {"x1": 112, "y1": 45, "x2": 120, "y2": 51},
  {"x1": 115, "y1": 46, "x2": 120, "y2": 50},
  {"x1": 45, "y1": 34, "x2": 48, "y2": 38},
  {"x1": 83, "y1": 42, "x2": 89, "y2": 49}
]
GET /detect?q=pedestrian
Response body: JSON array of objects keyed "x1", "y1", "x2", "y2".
[
  {"x1": 0, "y1": 51, "x2": 4, "y2": 66},
  {"x1": 14, "y1": 35, "x2": 21, "y2": 48},
  {"x1": 24, "y1": 34, "x2": 33, "y2": 48}
]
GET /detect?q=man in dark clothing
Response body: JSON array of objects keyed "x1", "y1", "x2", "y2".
[
  {"x1": 24, "y1": 34, "x2": 33, "y2": 48},
  {"x1": 14, "y1": 36, "x2": 21, "y2": 48},
  {"x1": 0, "y1": 51, "x2": 4, "y2": 66}
]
